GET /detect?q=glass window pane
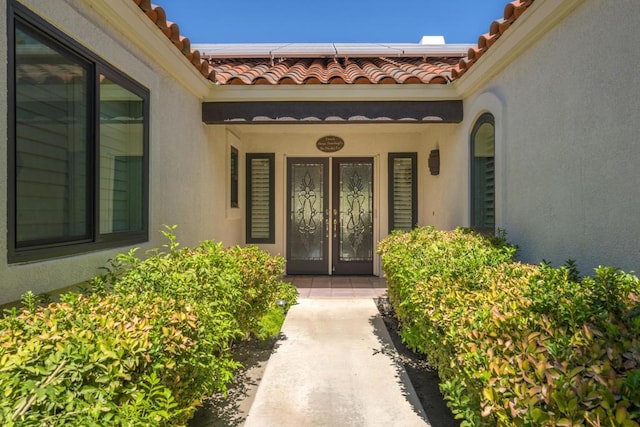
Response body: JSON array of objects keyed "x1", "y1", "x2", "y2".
[
  {"x1": 99, "y1": 76, "x2": 145, "y2": 234},
  {"x1": 339, "y1": 162, "x2": 373, "y2": 262},
  {"x1": 15, "y1": 24, "x2": 90, "y2": 246},
  {"x1": 231, "y1": 147, "x2": 239, "y2": 208},
  {"x1": 472, "y1": 117, "x2": 495, "y2": 231},
  {"x1": 289, "y1": 163, "x2": 325, "y2": 261}
]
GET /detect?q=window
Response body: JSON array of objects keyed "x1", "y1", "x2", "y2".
[
  {"x1": 470, "y1": 113, "x2": 495, "y2": 233},
  {"x1": 388, "y1": 153, "x2": 417, "y2": 232},
  {"x1": 230, "y1": 146, "x2": 239, "y2": 208},
  {"x1": 8, "y1": 3, "x2": 149, "y2": 262},
  {"x1": 246, "y1": 153, "x2": 274, "y2": 243}
]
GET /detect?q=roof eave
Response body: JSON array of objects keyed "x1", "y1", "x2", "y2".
[
  {"x1": 202, "y1": 100, "x2": 463, "y2": 124},
  {"x1": 454, "y1": 0, "x2": 584, "y2": 98},
  {"x1": 90, "y1": 0, "x2": 211, "y2": 98},
  {"x1": 206, "y1": 83, "x2": 460, "y2": 103}
]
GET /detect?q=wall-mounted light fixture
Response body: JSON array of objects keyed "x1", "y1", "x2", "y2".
[{"x1": 428, "y1": 149, "x2": 440, "y2": 175}]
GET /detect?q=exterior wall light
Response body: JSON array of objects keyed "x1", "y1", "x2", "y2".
[{"x1": 428, "y1": 149, "x2": 440, "y2": 175}]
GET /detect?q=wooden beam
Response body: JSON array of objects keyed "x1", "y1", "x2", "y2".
[{"x1": 202, "y1": 100, "x2": 463, "y2": 124}]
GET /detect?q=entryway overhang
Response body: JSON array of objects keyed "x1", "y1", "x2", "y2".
[{"x1": 201, "y1": 100, "x2": 463, "y2": 124}]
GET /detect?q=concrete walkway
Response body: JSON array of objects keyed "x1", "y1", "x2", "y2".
[{"x1": 244, "y1": 296, "x2": 431, "y2": 427}]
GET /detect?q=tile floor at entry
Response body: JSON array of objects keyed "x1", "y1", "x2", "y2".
[{"x1": 285, "y1": 275, "x2": 388, "y2": 299}]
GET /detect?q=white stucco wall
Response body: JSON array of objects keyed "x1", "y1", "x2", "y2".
[
  {"x1": 465, "y1": 0, "x2": 640, "y2": 273},
  {"x1": 5, "y1": 0, "x2": 634, "y2": 305},
  {"x1": 419, "y1": 124, "x2": 467, "y2": 230},
  {"x1": 225, "y1": 123, "x2": 456, "y2": 274},
  {"x1": 0, "y1": 0, "x2": 226, "y2": 304},
  {"x1": 205, "y1": 127, "x2": 245, "y2": 246}
]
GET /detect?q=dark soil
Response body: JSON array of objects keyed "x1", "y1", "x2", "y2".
[
  {"x1": 190, "y1": 298, "x2": 459, "y2": 426},
  {"x1": 375, "y1": 296, "x2": 460, "y2": 427},
  {"x1": 188, "y1": 337, "x2": 278, "y2": 427}
]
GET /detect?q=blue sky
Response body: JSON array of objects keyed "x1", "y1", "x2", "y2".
[{"x1": 153, "y1": 1, "x2": 510, "y2": 44}]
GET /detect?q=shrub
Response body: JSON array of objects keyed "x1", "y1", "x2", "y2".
[
  {"x1": 98, "y1": 227, "x2": 296, "y2": 339},
  {"x1": 0, "y1": 292, "x2": 200, "y2": 425},
  {"x1": 0, "y1": 229, "x2": 297, "y2": 425},
  {"x1": 225, "y1": 244, "x2": 297, "y2": 334},
  {"x1": 378, "y1": 227, "x2": 640, "y2": 426}
]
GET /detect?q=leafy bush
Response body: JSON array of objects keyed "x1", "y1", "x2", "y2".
[
  {"x1": 98, "y1": 227, "x2": 296, "y2": 339},
  {"x1": 0, "y1": 229, "x2": 297, "y2": 425},
  {"x1": 225, "y1": 244, "x2": 298, "y2": 334},
  {"x1": 254, "y1": 306, "x2": 287, "y2": 341},
  {"x1": 379, "y1": 227, "x2": 640, "y2": 426},
  {"x1": 0, "y1": 292, "x2": 198, "y2": 425}
]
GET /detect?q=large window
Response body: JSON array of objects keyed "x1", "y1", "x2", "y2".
[
  {"x1": 470, "y1": 113, "x2": 495, "y2": 233},
  {"x1": 388, "y1": 153, "x2": 417, "y2": 232},
  {"x1": 8, "y1": 3, "x2": 149, "y2": 262},
  {"x1": 246, "y1": 153, "x2": 274, "y2": 243}
]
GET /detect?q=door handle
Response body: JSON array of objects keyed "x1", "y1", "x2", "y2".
[
  {"x1": 333, "y1": 219, "x2": 337, "y2": 238},
  {"x1": 325, "y1": 209, "x2": 330, "y2": 237}
]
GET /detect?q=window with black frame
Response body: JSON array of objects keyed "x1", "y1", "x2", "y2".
[
  {"x1": 230, "y1": 146, "x2": 239, "y2": 208},
  {"x1": 9, "y1": 3, "x2": 149, "y2": 262},
  {"x1": 246, "y1": 153, "x2": 274, "y2": 243},
  {"x1": 388, "y1": 153, "x2": 417, "y2": 232},
  {"x1": 470, "y1": 113, "x2": 495, "y2": 233}
]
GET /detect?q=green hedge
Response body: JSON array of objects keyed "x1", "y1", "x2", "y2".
[
  {"x1": 0, "y1": 229, "x2": 297, "y2": 426},
  {"x1": 379, "y1": 227, "x2": 640, "y2": 426}
]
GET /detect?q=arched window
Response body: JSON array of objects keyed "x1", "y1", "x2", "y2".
[{"x1": 470, "y1": 113, "x2": 495, "y2": 233}]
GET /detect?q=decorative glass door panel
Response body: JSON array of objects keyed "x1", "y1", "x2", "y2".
[
  {"x1": 332, "y1": 158, "x2": 374, "y2": 275},
  {"x1": 286, "y1": 158, "x2": 329, "y2": 274},
  {"x1": 286, "y1": 157, "x2": 373, "y2": 275}
]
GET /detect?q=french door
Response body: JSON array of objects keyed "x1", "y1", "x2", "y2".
[{"x1": 286, "y1": 157, "x2": 374, "y2": 275}]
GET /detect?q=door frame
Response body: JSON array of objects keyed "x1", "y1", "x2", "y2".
[
  {"x1": 285, "y1": 157, "x2": 329, "y2": 274},
  {"x1": 285, "y1": 156, "x2": 376, "y2": 275},
  {"x1": 331, "y1": 157, "x2": 374, "y2": 275}
]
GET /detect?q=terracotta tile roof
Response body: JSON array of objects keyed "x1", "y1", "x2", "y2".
[
  {"x1": 452, "y1": 0, "x2": 536, "y2": 79},
  {"x1": 203, "y1": 0, "x2": 537, "y2": 86},
  {"x1": 131, "y1": 0, "x2": 215, "y2": 82},
  {"x1": 208, "y1": 57, "x2": 460, "y2": 85},
  {"x1": 130, "y1": 0, "x2": 535, "y2": 86}
]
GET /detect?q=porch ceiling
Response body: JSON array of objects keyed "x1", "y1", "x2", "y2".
[{"x1": 201, "y1": 100, "x2": 463, "y2": 124}]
